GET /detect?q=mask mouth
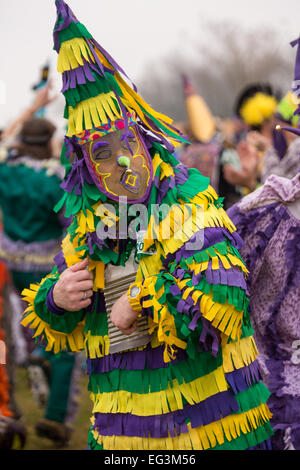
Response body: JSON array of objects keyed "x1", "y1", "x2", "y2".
[{"x1": 120, "y1": 169, "x2": 141, "y2": 194}]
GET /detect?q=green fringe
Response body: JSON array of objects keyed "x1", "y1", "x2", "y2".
[
  {"x1": 235, "y1": 382, "x2": 271, "y2": 415},
  {"x1": 149, "y1": 141, "x2": 180, "y2": 167},
  {"x1": 56, "y1": 18, "x2": 93, "y2": 49},
  {"x1": 177, "y1": 168, "x2": 210, "y2": 200},
  {"x1": 63, "y1": 71, "x2": 123, "y2": 109},
  {"x1": 88, "y1": 348, "x2": 223, "y2": 394},
  {"x1": 88, "y1": 348, "x2": 267, "y2": 399},
  {"x1": 88, "y1": 426, "x2": 103, "y2": 450},
  {"x1": 54, "y1": 180, "x2": 106, "y2": 219},
  {"x1": 83, "y1": 294, "x2": 108, "y2": 336},
  {"x1": 165, "y1": 238, "x2": 250, "y2": 313},
  {"x1": 84, "y1": 311, "x2": 108, "y2": 337},
  {"x1": 145, "y1": 259, "x2": 250, "y2": 357}
]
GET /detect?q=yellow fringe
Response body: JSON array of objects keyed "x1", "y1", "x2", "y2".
[
  {"x1": 172, "y1": 279, "x2": 244, "y2": 341},
  {"x1": 62, "y1": 233, "x2": 84, "y2": 267},
  {"x1": 88, "y1": 259, "x2": 105, "y2": 291},
  {"x1": 222, "y1": 335, "x2": 259, "y2": 373},
  {"x1": 21, "y1": 284, "x2": 85, "y2": 354},
  {"x1": 186, "y1": 250, "x2": 248, "y2": 276},
  {"x1": 57, "y1": 38, "x2": 95, "y2": 73},
  {"x1": 62, "y1": 233, "x2": 105, "y2": 290},
  {"x1": 91, "y1": 403, "x2": 272, "y2": 450},
  {"x1": 91, "y1": 365, "x2": 228, "y2": 415},
  {"x1": 85, "y1": 331, "x2": 110, "y2": 359},
  {"x1": 66, "y1": 91, "x2": 121, "y2": 136},
  {"x1": 140, "y1": 277, "x2": 187, "y2": 362},
  {"x1": 142, "y1": 188, "x2": 237, "y2": 263},
  {"x1": 112, "y1": 69, "x2": 182, "y2": 148},
  {"x1": 76, "y1": 208, "x2": 96, "y2": 236},
  {"x1": 199, "y1": 292, "x2": 243, "y2": 341}
]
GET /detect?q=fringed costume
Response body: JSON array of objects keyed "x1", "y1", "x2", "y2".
[
  {"x1": 228, "y1": 36, "x2": 300, "y2": 450},
  {"x1": 21, "y1": 0, "x2": 274, "y2": 450}
]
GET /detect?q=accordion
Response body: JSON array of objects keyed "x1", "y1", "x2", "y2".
[{"x1": 104, "y1": 255, "x2": 152, "y2": 354}]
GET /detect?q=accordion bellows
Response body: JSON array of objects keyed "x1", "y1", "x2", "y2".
[{"x1": 104, "y1": 255, "x2": 151, "y2": 354}]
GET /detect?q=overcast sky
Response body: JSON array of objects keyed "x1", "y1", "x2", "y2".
[{"x1": 0, "y1": 0, "x2": 299, "y2": 128}]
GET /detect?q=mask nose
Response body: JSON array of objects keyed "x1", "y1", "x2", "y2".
[{"x1": 117, "y1": 156, "x2": 133, "y2": 175}]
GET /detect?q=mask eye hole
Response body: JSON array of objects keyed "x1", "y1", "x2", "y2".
[
  {"x1": 93, "y1": 148, "x2": 112, "y2": 160},
  {"x1": 92, "y1": 141, "x2": 112, "y2": 160}
]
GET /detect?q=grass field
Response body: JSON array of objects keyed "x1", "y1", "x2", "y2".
[{"x1": 15, "y1": 365, "x2": 93, "y2": 450}]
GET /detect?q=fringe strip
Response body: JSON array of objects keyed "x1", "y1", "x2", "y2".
[
  {"x1": 222, "y1": 336, "x2": 259, "y2": 373},
  {"x1": 91, "y1": 365, "x2": 228, "y2": 415},
  {"x1": 57, "y1": 37, "x2": 95, "y2": 73},
  {"x1": 85, "y1": 331, "x2": 110, "y2": 359},
  {"x1": 21, "y1": 283, "x2": 85, "y2": 354},
  {"x1": 91, "y1": 403, "x2": 272, "y2": 450}
]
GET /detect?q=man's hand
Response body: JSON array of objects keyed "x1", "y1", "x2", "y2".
[
  {"x1": 110, "y1": 292, "x2": 139, "y2": 335},
  {"x1": 53, "y1": 258, "x2": 94, "y2": 311}
]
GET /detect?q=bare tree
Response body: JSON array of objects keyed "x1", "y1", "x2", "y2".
[{"x1": 137, "y1": 21, "x2": 295, "y2": 121}]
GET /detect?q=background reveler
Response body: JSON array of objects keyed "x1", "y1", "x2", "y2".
[
  {"x1": 228, "y1": 36, "x2": 300, "y2": 451},
  {"x1": 0, "y1": 259, "x2": 27, "y2": 449},
  {"x1": 0, "y1": 83, "x2": 82, "y2": 447}
]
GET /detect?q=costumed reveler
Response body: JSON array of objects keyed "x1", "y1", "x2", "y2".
[
  {"x1": 21, "y1": 0, "x2": 274, "y2": 450},
  {"x1": 228, "y1": 37, "x2": 300, "y2": 451}
]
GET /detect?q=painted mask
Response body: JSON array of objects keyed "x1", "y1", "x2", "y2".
[{"x1": 80, "y1": 125, "x2": 153, "y2": 203}]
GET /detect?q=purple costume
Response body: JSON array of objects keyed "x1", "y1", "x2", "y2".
[{"x1": 228, "y1": 172, "x2": 300, "y2": 450}]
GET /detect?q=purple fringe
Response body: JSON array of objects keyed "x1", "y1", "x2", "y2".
[
  {"x1": 86, "y1": 344, "x2": 187, "y2": 373},
  {"x1": 93, "y1": 389, "x2": 239, "y2": 438},
  {"x1": 53, "y1": 250, "x2": 67, "y2": 274},
  {"x1": 225, "y1": 361, "x2": 262, "y2": 394},
  {"x1": 163, "y1": 226, "x2": 244, "y2": 270},
  {"x1": 61, "y1": 156, "x2": 95, "y2": 195},
  {"x1": 61, "y1": 58, "x2": 112, "y2": 93}
]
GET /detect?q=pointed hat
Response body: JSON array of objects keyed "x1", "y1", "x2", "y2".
[{"x1": 53, "y1": 0, "x2": 186, "y2": 151}]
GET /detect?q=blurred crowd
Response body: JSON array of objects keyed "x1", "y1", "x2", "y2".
[
  {"x1": 176, "y1": 76, "x2": 300, "y2": 210},
  {"x1": 0, "y1": 53, "x2": 299, "y2": 450}
]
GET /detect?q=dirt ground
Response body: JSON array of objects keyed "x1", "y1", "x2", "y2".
[{"x1": 15, "y1": 365, "x2": 92, "y2": 450}]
